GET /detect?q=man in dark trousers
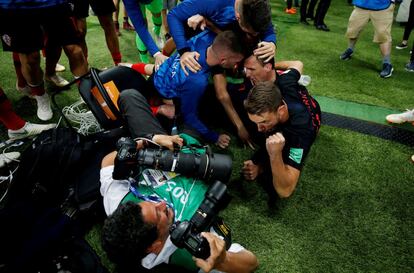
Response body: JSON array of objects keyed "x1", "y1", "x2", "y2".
[{"x1": 300, "y1": 0, "x2": 331, "y2": 31}]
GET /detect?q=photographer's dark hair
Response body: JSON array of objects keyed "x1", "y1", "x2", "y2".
[
  {"x1": 240, "y1": 0, "x2": 272, "y2": 35},
  {"x1": 101, "y1": 202, "x2": 158, "y2": 270},
  {"x1": 244, "y1": 81, "x2": 282, "y2": 115}
]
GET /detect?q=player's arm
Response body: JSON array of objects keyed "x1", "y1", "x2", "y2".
[{"x1": 274, "y1": 60, "x2": 303, "y2": 75}]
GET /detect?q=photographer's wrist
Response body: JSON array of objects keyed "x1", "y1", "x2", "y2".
[
  {"x1": 152, "y1": 134, "x2": 160, "y2": 143},
  {"x1": 152, "y1": 134, "x2": 170, "y2": 149},
  {"x1": 214, "y1": 250, "x2": 230, "y2": 272}
]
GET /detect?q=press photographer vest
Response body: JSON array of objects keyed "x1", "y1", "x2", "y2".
[{"x1": 121, "y1": 134, "x2": 228, "y2": 271}]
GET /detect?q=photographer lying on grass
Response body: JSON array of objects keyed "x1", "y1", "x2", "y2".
[{"x1": 100, "y1": 91, "x2": 258, "y2": 273}]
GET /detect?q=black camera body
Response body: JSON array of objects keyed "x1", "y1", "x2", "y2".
[
  {"x1": 169, "y1": 180, "x2": 231, "y2": 259},
  {"x1": 112, "y1": 137, "x2": 139, "y2": 180},
  {"x1": 112, "y1": 137, "x2": 232, "y2": 182}
]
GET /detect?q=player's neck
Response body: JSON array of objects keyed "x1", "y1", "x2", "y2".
[
  {"x1": 269, "y1": 70, "x2": 277, "y2": 82},
  {"x1": 206, "y1": 46, "x2": 220, "y2": 67}
]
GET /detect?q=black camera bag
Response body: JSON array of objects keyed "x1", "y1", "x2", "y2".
[
  {"x1": 0, "y1": 126, "x2": 127, "y2": 272},
  {"x1": 78, "y1": 66, "x2": 148, "y2": 130}
]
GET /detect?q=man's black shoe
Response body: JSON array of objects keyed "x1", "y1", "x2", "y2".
[
  {"x1": 322, "y1": 24, "x2": 330, "y2": 31},
  {"x1": 316, "y1": 24, "x2": 330, "y2": 31},
  {"x1": 379, "y1": 63, "x2": 393, "y2": 78},
  {"x1": 340, "y1": 48, "x2": 353, "y2": 60},
  {"x1": 300, "y1": 19, "x2": 310, "y2": 25}
]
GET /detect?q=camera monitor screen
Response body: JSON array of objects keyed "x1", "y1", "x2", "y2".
[{"x1": 187, "y1": 237, "x2": 199, "y2": 249}]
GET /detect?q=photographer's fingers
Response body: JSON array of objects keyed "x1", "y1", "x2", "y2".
[
  {"x1": 193, "y1": 232, "x2": 225, "y2": 272},
  {"x1": 193, "y1": 257, "x2": 214, "y2": 273},
  {"x1": 202, "y1": 232, "x2": 225, "y2": 255},
  {"x1": 172, "y1": 135, "x2": 184, "y2": 147},
  {"x1": 152, "y1": 135, "x2": 179, "y2": 150},
  {"x1": 165, "y1": 135, "x2": 183, "y2": 150}
]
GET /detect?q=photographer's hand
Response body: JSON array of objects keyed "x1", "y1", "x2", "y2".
[
  {"x1": 194, "y1": 232, "x2": 259, "y2": 273},
  {"x1": 152, "y1": 135, "x2": 183, "y2": 151},
  {"x1": 193, "y1": 232, "x2": 226, "y2": 273}
]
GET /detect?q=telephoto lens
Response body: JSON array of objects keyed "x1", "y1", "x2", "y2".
[
  {"x1": 136, "y1": 148, "x2": 232, "y2": 182},
  {"x1": 190, "y1": 180, "x2": 231, "y2": 231}
]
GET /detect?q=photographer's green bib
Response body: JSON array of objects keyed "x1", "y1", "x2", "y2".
[{"x1": 121, "y1": 134, "x2": 208, "y2": 271}]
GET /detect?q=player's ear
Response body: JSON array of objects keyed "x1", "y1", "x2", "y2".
[{"x1": 264, "y1": 63, "x2": 273, "y2": 72}]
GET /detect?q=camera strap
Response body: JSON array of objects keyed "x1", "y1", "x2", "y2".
[
  {"x1": 129, "y1": 181, "x2": 174, "y2": 209},
  {"x1": 212, "y1": 217, "x2": 232, "y2": 250}
]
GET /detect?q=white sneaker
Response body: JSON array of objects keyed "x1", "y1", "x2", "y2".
[
  {"x1": 386, "y1": 109, "x2": 414, "y2": 124},
  {"x1": 55, "y1": 63, "x2": 66, "y2": 72},
  {"x1": 411, "y1": 155, "x2": 414, "y2": 163},
  {"x1": 8, "y1": 122, "x2": 56, "y2": 140},
  {"x1": 34, "y1": 93, "x2": 53, "y2": 121},
  {"x1": 15, "y1": 81, "x2": 33, "y2": 98},
  {"x1": 0, "y1": 152, "x2": 21, "y2": 168},
  {"x1": 45, "y1": 74, "x2": 69, "y2": 87}
]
